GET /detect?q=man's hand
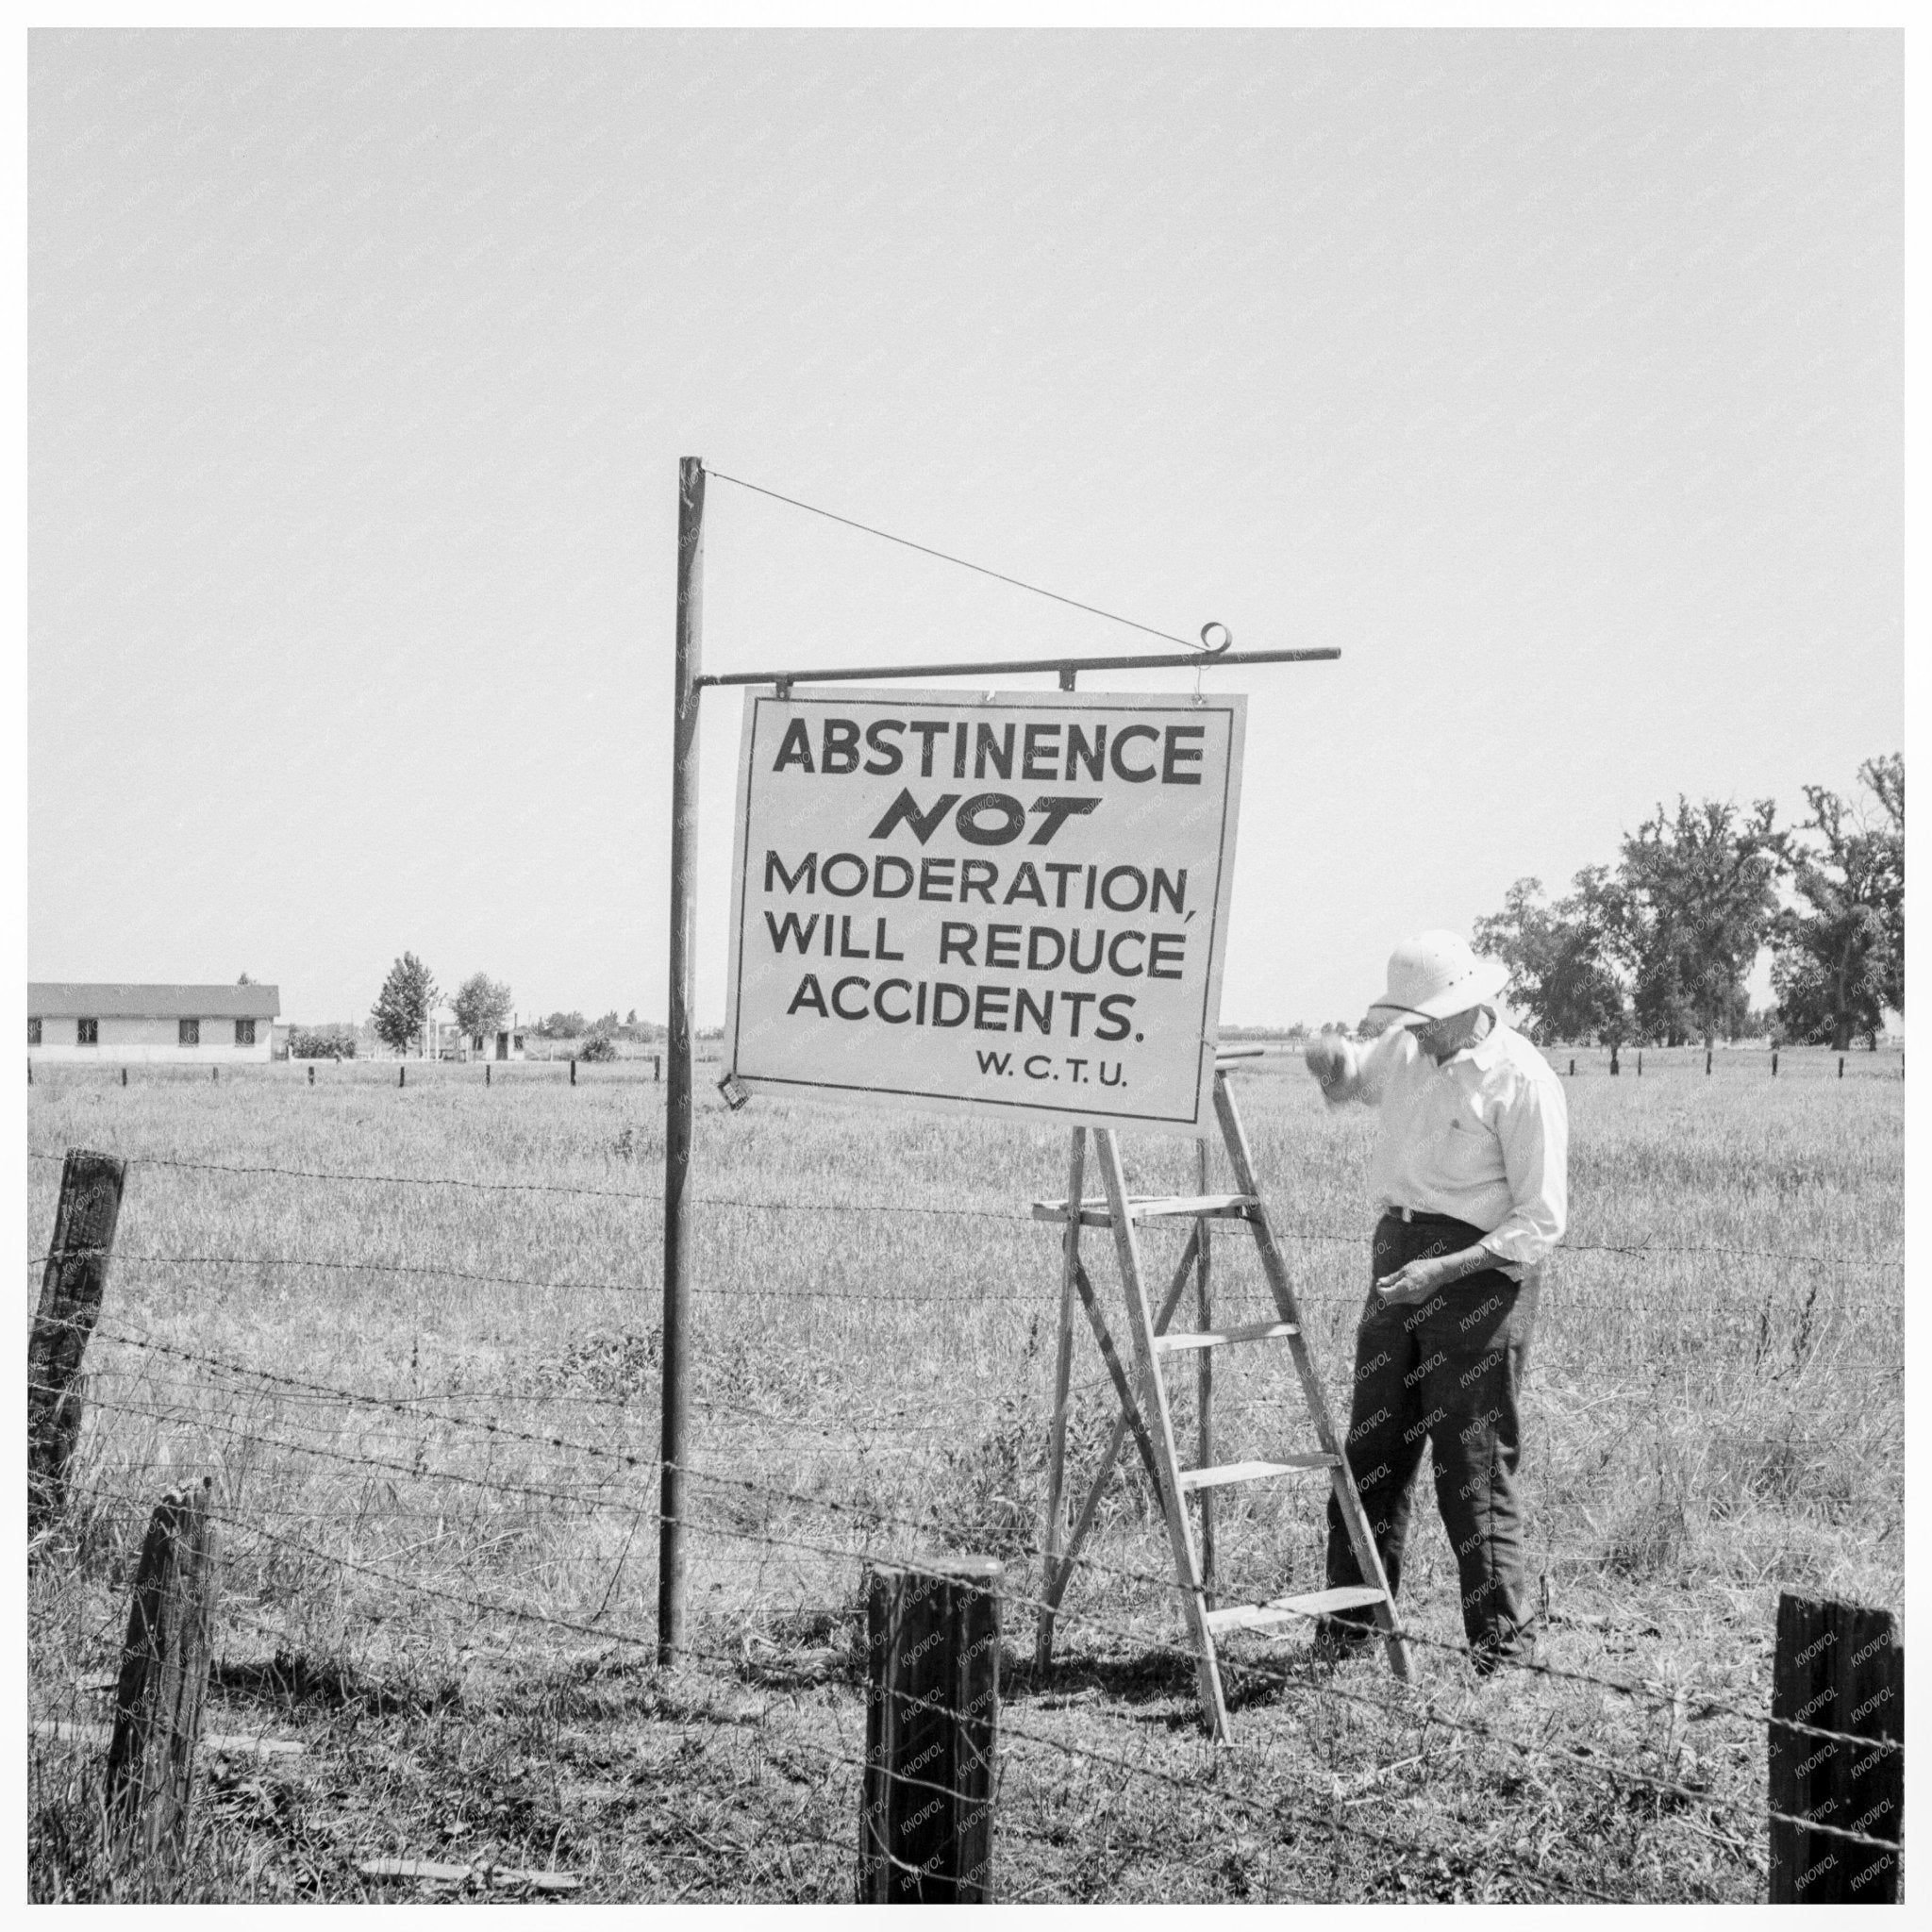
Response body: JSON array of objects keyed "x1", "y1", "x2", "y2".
[
  {"x1": 1374, "y1": 1257, "x2": 1448, "y2": 1305},
  {"x1": 1375, "y1": 1242, "x2": 1494, "y2": 1306},
  {"x1": 1305, "y1": 1032, "x2": 1350, "y2": 1091}
]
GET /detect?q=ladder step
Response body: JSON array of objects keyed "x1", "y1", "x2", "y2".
[
  {"x1": 1155, "y1": 1320, "x2": 1299, "y2": 1354},
  {"x1": 1204, "y1": 1586, "x2": 1389, "y2": 1636},
  {"x1": 1177, "y1": 1455, "x2": 1336, "y2": 1491},
  {"x1": 1031, "y1": 1192, "x2": 1257, "y2": 1228}
]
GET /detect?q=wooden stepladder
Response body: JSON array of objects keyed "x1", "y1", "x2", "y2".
[{"x1": 1033, "y1": 1060, "x2": 1412, "y2": 1740}]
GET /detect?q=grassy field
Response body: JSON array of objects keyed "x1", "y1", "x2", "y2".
[{"x1": 26, "y1": 1045, "x2": 1903, "y2": 1902}]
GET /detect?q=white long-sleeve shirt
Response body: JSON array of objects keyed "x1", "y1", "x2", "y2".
[{"x1": 1323, "y1": 1020, "x2": 1568, "y2": 1274}]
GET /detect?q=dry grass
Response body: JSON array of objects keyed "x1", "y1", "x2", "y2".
[{"x1": 25, "y1": 1045, "x2": 1902, "y2": 1901}]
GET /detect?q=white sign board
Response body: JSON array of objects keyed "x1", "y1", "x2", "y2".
[{"x1": 723, "y1": 687, "x2": 1246, "y2": 1134}]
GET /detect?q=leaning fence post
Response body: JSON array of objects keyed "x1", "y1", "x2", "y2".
[
  {"x1": 861, "y1": 1555, "x2": 1001, "y2": 1903},
  {"x1": 1768, "y1": 1592, "x2": 1902, "y2": 1903},
  {"x1": 105, "y1": 1478, "x2": 218, "y2": 1875},
  {"x1": 29, "y1": 1148, "x2": 126, "y2": 1541}
]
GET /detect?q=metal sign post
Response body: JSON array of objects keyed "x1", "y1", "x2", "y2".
[{"x1": 658, "y1": 456, "x2": 704, "y2": 1664}]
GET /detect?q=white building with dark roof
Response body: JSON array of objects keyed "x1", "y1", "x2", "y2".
[{"x1": 28, "y1": 983, "x2": 280, "y2": 1063}]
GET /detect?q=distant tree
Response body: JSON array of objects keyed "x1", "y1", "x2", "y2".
[
  {"x1": 591, "y1": 1009, "x2": 620, "y2": 1036},
  {"x1": 1768, "y1": 955, "x2": 1832, "y2": 1047},
  {"x1": 452, "y1": 973, "x2": 514, "y2": 1043},
  {"x1": 540, "y1": 1010, "x2": 588, "y2": 1040},
  {"x1": 237, "y1": 973, "x2": 255, "y2": 985},
  {"x1": 1771, "y1": 755, "x2": 1904, "y2": 1052},
  {"x1": 372, "y1": 953, "x2": 439, "y2": 1057},
  {"x1": 1474, "y1": 866, "x2": 1630, "y2": 1044},
  {"x1": 625, "y1": 1008, "x2": 639, "y2": 1028},
  {"x1": 1616, "y1": 798, "x2": 1783, "y2": 1050},
  {"x1": 289, "y1": 1025, "x2": 356, "y2": 1061}
]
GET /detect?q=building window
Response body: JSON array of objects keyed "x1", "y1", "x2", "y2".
[
  {"x1": 77, "y1": 1018, "x2": 98, "y2": 1046},
  {"x1": 235, "y1": 1018, "x2": 257, "y2": 1047},
  {"x1": 28, "y1": 1018, "x2": 42, "y2": 1046},
  {"x1": 179, "y1": 1018, "x2": 201, "y2": 1046}
]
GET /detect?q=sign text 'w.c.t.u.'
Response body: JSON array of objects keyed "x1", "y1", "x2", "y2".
[{"x1": 724, "y1": 688, "x2": 1246, "y2": 1133}]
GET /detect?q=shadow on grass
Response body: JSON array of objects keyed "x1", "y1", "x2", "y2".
[
  {"x1": 1009, "y1": 1644, "x2": 1205, "y2": 1718},
  {"x1": 210, "y1": 1651, "x2": 460, "y2": 1720},
  {"x1": 1014, "y1": 1636, "x2": 1401, "y2": 1724}
]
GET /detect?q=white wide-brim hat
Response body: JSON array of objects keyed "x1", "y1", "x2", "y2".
[{"x1": 1365, "y1": 929, "x2": 1509, "y2": 1027}]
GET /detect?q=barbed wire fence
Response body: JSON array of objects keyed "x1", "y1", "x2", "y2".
[
  {"x1": 25, "y1": 1122, "x2": 1904, "y2": 1904},
  {"x1": 22, "y1": 1035, "x2": 1910, "y2": 1089}
]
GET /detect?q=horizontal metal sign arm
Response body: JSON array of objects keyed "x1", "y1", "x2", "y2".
[{"x1": 694, "y1": 646, "x2": 1339, "y2": 690}]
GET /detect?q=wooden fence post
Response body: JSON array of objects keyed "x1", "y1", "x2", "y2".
[
  {"x1": 122, "y1": 1066, "x2": 127, "y2": 1087},
  {"x1": 486, "y1": 1061, "x2": 491, "y2": 1087},
  {"x1": 1568, "y1": 1058, "x2": 1574, "y2": 1076},
  {"x1": 1637, "y1": 1051, "x2": 1642, "y2": 1076},
  {"x1": 1609, "y1": 1047, "x2": 1620, "y2": 1076},
  {"x1": 105, "y1": 1479, "x2": 218, "y2": 1876},
  {"x1": 571, "y1": 1057, "x2": 577, "y2": 1086},
  {"x1": 399, "y1": 1065, "x2": 406, "y2": 1088},
  {"x1": 308, "y1": 1063, "x2": 314, "y2": 1086},
  {"x1": 861, "y1": 1556, "x2": 1001, "y2": 1903},
  {"x1": 1707, "y1": 1049, "x2": 1712, "y2": 1075},
  {"x1": 28, "y1": 1148, "x2": 126, "y2": 1541},
  {"x1": 1839, "y1": 1056, "x2": 1845, "y2": 1079},
  {"x1": 1768, "y1": 1592, "x2": 1902, "y2": 1903},
  {"x1": 1773, "y1": 1050, "x2": 1779, "y2": 1077}
]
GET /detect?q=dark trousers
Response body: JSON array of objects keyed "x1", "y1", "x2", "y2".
[{"x1": 1324, "y1": 1210, "x2": 1539, "y2": 1665}]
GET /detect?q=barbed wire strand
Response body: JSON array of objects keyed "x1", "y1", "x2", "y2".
[
  {"x1": 160, "y1": 1514, "x2": 1666, "y2": 1900},
  {"x1": 42, "y1": 1464, "x2": 1900, "y2": 1860},
  {"x1": 25, "y1": 1146, "x2": 1904, "y2": 1270},
  {"x1": 51, "y1": 1356, "x2": 1901, "y2": 1766},
  {"x1": 189, "y1": 1506, "x2": 1903, "y2": 1860}
]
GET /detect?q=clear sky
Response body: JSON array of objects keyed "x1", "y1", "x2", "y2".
[{"x1": 28, "y1": 28, "x2": 1901, "y2": 1029}]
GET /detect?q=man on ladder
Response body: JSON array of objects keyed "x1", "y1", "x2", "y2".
[{"x1": 1305, "y1": 929, "x2": 1568, "y2": 1676}]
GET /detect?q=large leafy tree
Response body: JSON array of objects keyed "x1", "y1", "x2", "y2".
[
  {"x1": 1771, "y1": 754, "x2": 1903, "y2": 1051},
  {"x1": 372, "y1": 953, "x2": 439, "y2": 1057},
  {"x1": 1616, "y1": 798, "x2": 1783, "y2": 1049},
  {"x1": 1474, "y1": 865, "x2": 1630, "y2": 1044},
  {"x1": 452, "y1": 973, "x2": 514, "y2": 1043}
]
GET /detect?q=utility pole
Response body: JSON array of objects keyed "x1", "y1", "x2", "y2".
[{"x1": 659, "y1": 457, "x2": 705, "y2": 1663}]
